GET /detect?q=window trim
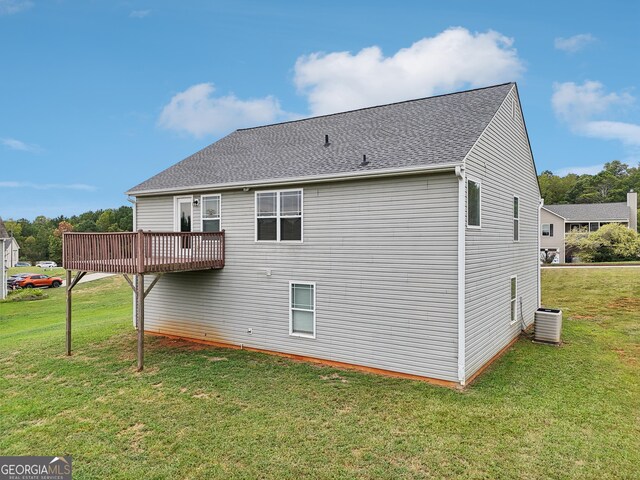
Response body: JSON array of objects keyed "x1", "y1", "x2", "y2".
[
  {"x1": 466, "y1": 177, "x2": 482, "y2": 229},
  {"x1": 541, "y1": 223, "x2": 554, "y2": 237},
  {"x1": 513, "y1": 195, "x2": 520, "y2": 242},
  {"x1": 255, "y1": 188, "x2": 304, "y2": 243},
  {"x1": 510, "y1": 275, "x2": 518, "y2": 324},
  {"x1": 289, "y1": 281, "x2": 316, "y2": 339},
  {"x1": 200, "y1": 194, "x2": 222, "y2": 232}
]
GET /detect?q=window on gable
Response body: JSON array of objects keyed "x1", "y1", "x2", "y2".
[
  {"x1": 467, "y1": 179, "x2": 481, "y2": 227},
  {"x1": 510, "y1": 276, "x2": 517, "y2": 323},
  {"x1": 256, "y1": 190, "x2": 302, "y2": 241},
  {"x1": 290, "y1": 282, "x2": 315, "y2": 337},
  {"x1": 513, "y1": 196, "x2": 520, "y2": 241},
  {"x1": 201, "y1": 195, "x2": 221, "y2": 232},
  {"x1": 542, "y1": 223, "x2": 554, "y2": 237}
]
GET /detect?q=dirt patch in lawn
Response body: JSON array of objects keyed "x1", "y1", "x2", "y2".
[
  {"x1": 607, "y1": 297, "x2": 640, "y2": 311},
  {"x1": 320, "y1": 373, "x2": 349, "y2": 383},
  {"x1": 153, "y1": 336, "x2": 212, "y2": 351},
  {"x1": 613, "y1": 346, "x2": 639, "y2": 366},
  {"x1": 206, "y1": 356, "x2": 228, "y2": 362},
  {"x1": 118, "y1": 422, "x2": 147, "y2": 453}
]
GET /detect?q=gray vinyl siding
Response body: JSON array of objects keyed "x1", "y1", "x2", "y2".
[
  {"x1": 464, "y1": 86, "x2": 540, "y2": 379},
  {"x1": 136, "y1": 173, "x2": 460, "y2": 381},
  {"x1": 136, "y1": 196, "x2": 174, "y2": 231}
]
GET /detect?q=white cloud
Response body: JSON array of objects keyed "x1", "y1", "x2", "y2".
[
  {"x1": 551, "y1": 81, "x2": 631, "y2": 122},
  {"x1": 551, "y1": 81, "x2": 640, "y2": 146},
  {"x1": 294, "y1": 27, "x2": 524, "y2": 115},
  {"x1": 158, "y1": 83, "x2": 287, "y2": 137},
  {"x1": 554, "y1": 34, "x2": 595, "y2": 53},
  {"x1": 158, "y1": 28, "x2": 523, "y2": 136},
  {"x1": 554, "y1": 163, "x2": 605, "y2": 176},
  {"x1": 130, "y1": 10, "x2": 151, "y2": 18},
  {"x1": 0, "y1": 181, "x2": 96, "y2": 191},
  {"x1": 1, "y1": 137, "x2": 42, "y2": 153},
  {"x1": 0, "y1": 0, "x2": 32, "y2": 15},
  {"x1": 580, "y1": 121, "x2": 640, "y2": 146}
]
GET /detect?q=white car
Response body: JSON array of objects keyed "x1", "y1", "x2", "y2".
[{"x1": 36, "y1": 261, "x2": 58, "y2": 268}]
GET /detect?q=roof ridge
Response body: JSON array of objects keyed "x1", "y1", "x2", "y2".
[
  {"x1": 236, "y1": 82, "x2": 515, "y2": 132},
  {"x1": 546, "y1": 201, "x2": 628, "y2": 207}
]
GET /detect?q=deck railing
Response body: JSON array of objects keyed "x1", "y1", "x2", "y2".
[{"x1": 62, "y1": 230, "x2": 225, "y2": 274}]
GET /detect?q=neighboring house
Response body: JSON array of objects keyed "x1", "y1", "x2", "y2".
[
  {"x1": 0, "y1": 217, "x2": 20, "y2": 268},
  {"x1": 113, "y1": 82, "x2": 540, "y2": 387},
  {"x1": 540, "y1": 191, "x2": 638, "y2": 263}
]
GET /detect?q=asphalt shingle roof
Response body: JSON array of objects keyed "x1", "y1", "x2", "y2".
[
  {"x1": 0, "y1": 218, "x2": 9, "y2": 238},
  {"x1": 544, "y1": 203, "x2": 631, "y2": 221},
  {"x1": 128, "y1": 83, "x2": 514, "y2": 195}
]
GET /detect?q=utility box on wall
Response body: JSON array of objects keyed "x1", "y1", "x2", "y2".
[{"x1": 534, "y1": 308, "x2": 562, "y2": 344}]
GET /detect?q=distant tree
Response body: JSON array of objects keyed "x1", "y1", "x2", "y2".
[
  {"x1": 96, "y1": 210, "x2": 116, "y2": 232},
  {"x1": 564, "y1": 226, "x2": 589, "y2": 262},
  {"x1": 48, "y1": 221, "x2": 74, "y2": 264},
  {"x1": 75, "y1": 219, "x2": 98, "y2": 232},
  {"x1": 115, "y1": 205, "x2": 134, "y2": 231},
  {"x1": 20, "y1": 236, "x2": 39, "y2": 261},
  {"x1": 2, "y1": 219, "x2": 21, "y2": 238},
  {"x1": 4, "y1": 206, "x2": 133, "y2": 262}
]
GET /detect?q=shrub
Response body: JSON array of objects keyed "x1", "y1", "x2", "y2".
[
  {"x1": 573, "y1": 223, "x2": 640, "y2": 262},
  {"x1": 4, "y1": 288, "x2": 48, "y2": 302}
]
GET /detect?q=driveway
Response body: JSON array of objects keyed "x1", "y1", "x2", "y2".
[{"x1": 61, "y1": 272, "x2": 115, "y2": 287}]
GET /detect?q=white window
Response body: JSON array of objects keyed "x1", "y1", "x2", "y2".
[
  {"x1": 256, "y1": 189, "x2": 303, "y2": 241},
  {"x1": 542, "y1": 223, "x2": 554, "y2": 237},
  {"x1": 467, "y1": 179, "x2": 481, "y2": 228},
  {"x1": 510, "y1": 276, "x2": 517, "y2": 323},
  {"x1": 290, "y1": 282, "x2": 315, "y2": 337},
  {"x1": 513, "y1": 196, "x2": 520, "y2": 241},
  {"x1": 201, "y1": 195, "x2": 221, "y2": 232}
]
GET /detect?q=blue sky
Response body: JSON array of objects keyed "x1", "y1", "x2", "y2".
[{"x1": 1, "y1": 0, "x2": 639, "y2": 220}]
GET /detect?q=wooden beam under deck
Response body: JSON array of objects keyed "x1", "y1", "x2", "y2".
[{"x1": 62, "y1": 230, "x2": 224, "y2": 372}]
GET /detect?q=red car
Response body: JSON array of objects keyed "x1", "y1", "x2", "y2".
[{"x1": 15, "y1": 274, "x2": 63, "y2": 289}]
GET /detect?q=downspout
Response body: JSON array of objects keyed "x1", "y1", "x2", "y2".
[
  {"x1": 1, "y1": 238, "x2": 7, "y2": 300},
  {"x1": 128, "y1": 196, "x2": 137, "y2": 329},
  {"x1": 455, "y1": 165, "x2": 466, "y2": 385},
  {"x1": 538, "y1": 198, "x2": 543, "y2": 309}
]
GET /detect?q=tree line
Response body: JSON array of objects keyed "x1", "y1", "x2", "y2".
[
  {"x1": 4, "y1": 206, "x2": 133, "y2": 264},
  {"x1": 539, "y1": 160, "x2": 640, "y2": 207}
]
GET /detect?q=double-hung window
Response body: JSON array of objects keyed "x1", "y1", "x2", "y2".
[
  {"x1": 542, "y1": 223, "x2": 553, "y2": 237},
  {"x1": 467, "y1": 179, "x2": 481, "y2": 228},
  {"x1": 510, "y1": 276, "x2": 517, "y2": 323},
  {"x1": 201, "y1": 195, "x2": 221, "y2": 232},
  {"x1": 513, "y1": 196, "x2": 520, "y2": 241},
  {"x1": 290, "y1": 282, "x2": 315, "y2": 337},
  {"x1": 256, "y1": 189, "x2": 302, "y2": 241}
]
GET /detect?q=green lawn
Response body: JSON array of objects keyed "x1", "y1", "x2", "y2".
[
  {"x1": 0, "y1": 270, "x2": 638, "y2": 479},
  {"x1": 7, "y1": 266, "x2": 67, "y2": 277}
]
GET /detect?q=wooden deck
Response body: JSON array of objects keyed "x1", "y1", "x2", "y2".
[{"x1": 62, "y1": 231, "x2": 225, "y2": 274}]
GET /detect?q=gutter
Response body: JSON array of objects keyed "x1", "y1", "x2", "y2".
[{"x1": 126, "y1": 163, "x2": 461, "y2": 197}]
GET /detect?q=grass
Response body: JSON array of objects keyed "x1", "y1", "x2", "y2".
[
  {"x1": 7, "y1": 266, "x2": 67, "y2": 277},
  {"x1": 0, "y1": 270, "x2": 638, "y2": 479}
]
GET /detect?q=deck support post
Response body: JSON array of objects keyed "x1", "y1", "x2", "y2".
[
  {"x1": 66, "y1": 270, "x2": 72, "y2": 356},
  {"x1": 136, "y1": 273, "x2": 144, "y2": 372}
]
